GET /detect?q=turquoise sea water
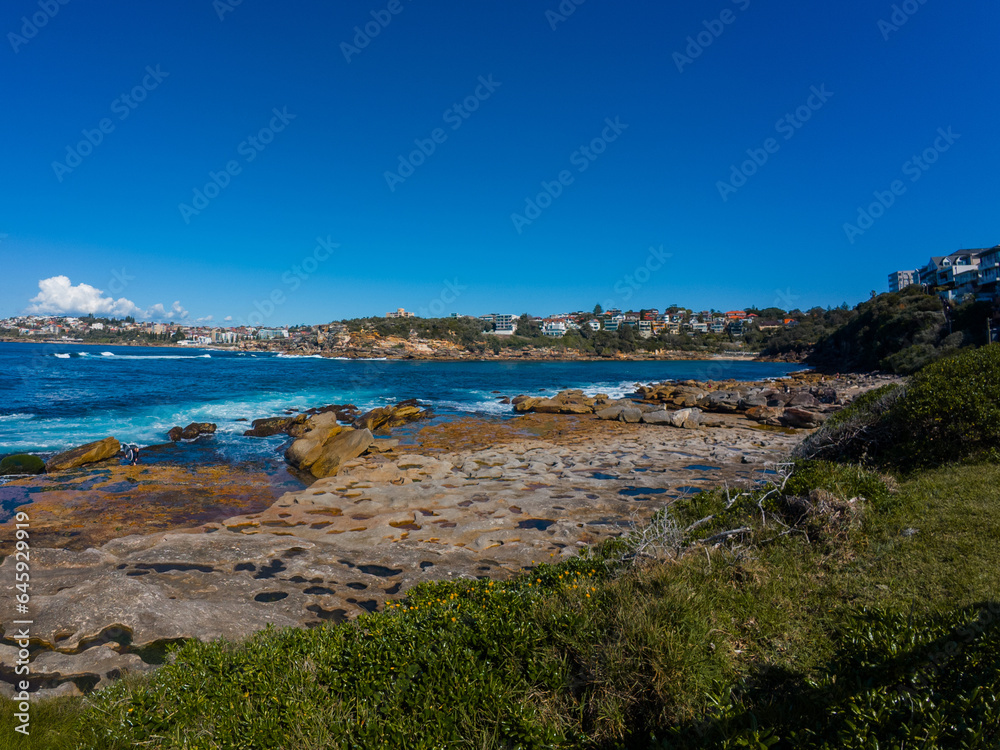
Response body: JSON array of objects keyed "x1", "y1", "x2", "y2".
[{"x1": 0, "y1": 342, "x2": 803, "y2": 457}]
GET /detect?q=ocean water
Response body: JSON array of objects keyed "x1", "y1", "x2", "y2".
[{"x1": 0, "y1": 342, "x2": 803, "y2": 457}]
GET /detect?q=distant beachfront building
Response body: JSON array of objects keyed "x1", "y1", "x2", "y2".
[
  {"x1": 889, "y1": 269, "x2": 920, "y2": 293},
  {"x1": 888, "y1": 244, "x2": 1000, "y2": 304},
  {"x1": 386, "y1": 308, "x2": 415, "y2": 318},
  {"x1": 480, "y1": 313, "x2": 517, "y2": 335},
  {"x1": 543, "y1": 321, "x2": 567, "y2": 337},
  {"x1": 257, "y1": 328, "x2": 289, "y2": 340},
  {"x1": 211, "y1": 329, "x2": 237, "y2": 344}
]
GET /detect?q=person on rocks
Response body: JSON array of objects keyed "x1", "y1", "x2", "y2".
[{"x1": 122, "y1": 443, "x2": 140, "y2": 465}]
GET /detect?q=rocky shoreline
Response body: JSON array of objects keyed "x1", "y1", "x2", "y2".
[{"x1": 0, "y1": 372, "x2": 894, "y2": 699}]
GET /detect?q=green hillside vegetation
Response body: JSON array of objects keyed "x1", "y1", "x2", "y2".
[
  {"x1": 6, "y1": 346, "x2": 999, "y2": 749},
  {"x1": 345, "y1": 288, "x2": 995, "y2": 369},
  {"x1": 804, "y1": 287, "x2": 993, "y2": 374}
]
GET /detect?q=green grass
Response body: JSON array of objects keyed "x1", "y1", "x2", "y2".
[
  {"x1": 5, "y1": 461, "x2": 999, "y2": 748},
  {"x1": 0, "y1": 695, "x2": 85, "y2": 750}
]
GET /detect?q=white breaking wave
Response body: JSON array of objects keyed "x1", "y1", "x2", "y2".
[
  {"x1": 276, "y1": 353, "x2": 326, "y2": 359},
  {"x1": 80, "y1": 352, "x2": 211, "y2": 360},
  {"x1": 0, "y1": 413, "x2": 35, "y2": 422},
  {"x1": 579, "y1": 380, "x2": 646, "y2": 400},
  {"x1": 53, "y1": 353, "x2": 71, "y2": 359},
  {"x1": 428, "y1": 398, "x2": 513, "y2": 416}
]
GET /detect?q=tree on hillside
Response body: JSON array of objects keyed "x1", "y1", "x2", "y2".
[
  {"x1": 809, "y1": 287, "x2": 950, "y2": 373},
  {"x1": 593, "y1": 303, "x2": 603, "y2": 315},
  {"x1": 517, "y1": 313, "x2": 542, "y2": 337}
]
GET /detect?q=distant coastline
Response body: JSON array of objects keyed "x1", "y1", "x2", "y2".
[{"x1": 0, "y1": 337, "x2": 791, "y2": 364}]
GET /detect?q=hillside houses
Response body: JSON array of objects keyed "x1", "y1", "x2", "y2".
[
  {"x1": 890, "y1": 244, "x2": 1000, "y2": 303},
  {"x1": 508, "y1": 308, "x2": 795, "y2": 339}
]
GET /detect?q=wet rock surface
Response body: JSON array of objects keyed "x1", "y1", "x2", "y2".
[{"x1": 167, "y1": 423, "x2": 217, "y2": 442}]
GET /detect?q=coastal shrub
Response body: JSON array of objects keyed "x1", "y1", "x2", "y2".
[
  {"x1": 656, "y1": 603, "x2": 1000, "y2": 749},
  {"x1": 794, "y1": 384, "x2": 904, "y2": 466},
  {"x1": 0, "y1": 453, "x2": 45, "y2": 475},
  {"x1": 886, "y1": 343, "x2": 1000, "y2": 468},
  {"x1": 800, "y1": 345, "x2": 1000, "y2": 471}
]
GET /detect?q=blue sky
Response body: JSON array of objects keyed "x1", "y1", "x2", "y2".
[{"x1": 2, "y1": 0, "x2": 997, "y2": 325}]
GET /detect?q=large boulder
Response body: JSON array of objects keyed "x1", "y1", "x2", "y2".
[
  {"x1": 763, "y1": 390, "x2": 794, "y2": 407},
  {"x1": 787, "y1": 391, "x2": 821, "y2": 408},
  {"x1": 671, "y1": 408, "x2": 702, "y2": 429},
  {"x1": 781, "y1": 407, "x2": 828, "y2": 429},
  {"x1": 309, "y1": 428, "x2": 374, "y2": 478},
  {"x1": 45, "y1": 437, "x2": 120, "y2": 473},
  {"x1": 303, "y1": 403, "x2": 360, "y2": 422},
  {"x1": 512, "y1": 396, "x2": 541, "y2": 413},
  {"x1": 738, "y1": 395, "x2": 768, "y2": 410},
  {"x1": 167, "y1": 423, "x2": 217, "y2": 442},
  {"x1": 284, "y1": 412, "x2": 343, "y2": 470},
  {"x1": 243, "y1": 415, "x2": 306, "y2": 438},
  {"x1": 641, "y1": 410, "x2": 673, "y2": 426},
  {"x1": 0, "y1": 454, "x2": 46, "y2": 476},
  {"x1": 511, "y1": 390, "x2": 595, "y2": 415},
  {"x1": 698, "y1": 390, "x2": 743, "y2": 414},
  {"x1": 596, "y1": 404, "x2": 626, "y2": 420},
  {"x1": 530, "y1": 398, "x2": 593, "y2": 415},
  {"x1": 643, "y1": 408, "x2": 701, "y2": 428},
  {"x1": 353, "y1": 401, "x2": 429, "y2": 432},
  {"x1": 619, "y1": 406, "x2": 643, "y2": 423},
  {"x1": 745, "y1": 405, "x2": 784, "y2": 426},
  {"x1": 635, "y1": 382, "x2": 706, "y2": 408}
]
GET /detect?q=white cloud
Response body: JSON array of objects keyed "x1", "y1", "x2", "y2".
[
  {"x1": 196, "y1": 315, "x2": 214, "y2": 323},
  {"x1": 26, "y1": 276, "x2": 190, "y2": 322},
  {"x1": 224, "y1": 315, "x2": 233, "y2": 322},
  {"x1": 145, "y1": 300, "x2": 190, "y2": 322}
]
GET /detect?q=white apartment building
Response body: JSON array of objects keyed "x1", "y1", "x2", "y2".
[{"x1": 888, "y1": 270, "x2": 920, "y2": 293}]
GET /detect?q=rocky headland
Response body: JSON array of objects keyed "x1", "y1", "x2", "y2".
[{"x1": 0, "y1": 372, "x2": 895, "y2": 699}]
